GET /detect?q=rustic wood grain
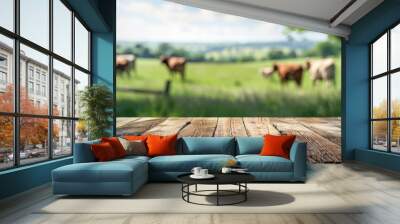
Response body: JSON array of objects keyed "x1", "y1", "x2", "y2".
[
  {"x1": 272, "y1": 118, "x2": 341, "y2": 163},
  {"x1": 116, "y1": 117, "x2": 342, "y2": 163},
  {"x1": 230, "y1": 117, "x2": 248, "y2": 136},
  {"x1": 116, "y1": 117, "x2": 167, "y2": 136},
  {"x1": 214, "y1": 118, "x2": 232, "y2": 137},
  {"x1": 179, "y1": 117, "x2": 218, "y2": 137},
  {"x1": 143, "y1": 117, "x2": 191, "y2": 136},
  {"x1": 242, "y1": 117, "x2": 266, "y2": 136}
]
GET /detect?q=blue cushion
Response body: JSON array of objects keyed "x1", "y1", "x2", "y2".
[
  {"x1": 149, "y1": 154, "x2": 235, "y2": 172},
  {"x1": 236, "y1": 137, "x2": 263, "y2": 155},
  {"x1": 53, "y1": 159, "x2": 147, "y2": 183},
  {"x1": 73, "y1": 140, "x2": 100, "y2": 163},
  {"x1": 179, "y1": 137, "x2": 235, "y2": 155},
  {"x1": 236, "y1": 155, "x2": 293, "y2": 172}
]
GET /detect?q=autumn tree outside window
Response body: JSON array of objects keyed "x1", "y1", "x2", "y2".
[{"x1": 0, "y1": 0, "x2": 91, "y2": 170}]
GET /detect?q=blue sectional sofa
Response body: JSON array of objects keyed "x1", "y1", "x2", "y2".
[{"x1": 52, "y1": 137, "x2": 307, "y2": 196}]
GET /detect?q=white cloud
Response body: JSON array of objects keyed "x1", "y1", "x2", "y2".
[{"x1": 117, "y1": 0, "x2": 327, "y2": 43}]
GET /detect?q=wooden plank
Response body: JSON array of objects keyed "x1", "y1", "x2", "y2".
[
  {"x1": 179, "y1": 117, "x2": 218, "y2": 137},
  {"x1": 230, "y1": 118, "x2": 248, "y2": 136},
  {"x1": 143, "y1": 118, "x2": 191, "y2": 135},
  {"x1": 297, "y1": 118, "x2": 341, "y2": 146},
  {"x1": 242, "y1": 117, "x2": 271, "y2": 136},
  {"x1": 214, "y1": 118, "x2": 232, "y2": 137},
  {"x1": 116, "y1": 117, "x2": 167, "y2": 136},
  {"x1": 272, "y1": 118, "x2": 341, "y2": 163},
  {"x1": 267, "y1": 118, "x2": 282, "y2": 135},
  {"x1": 116, "y1": 117, "x2": 139, "y2": 128}
]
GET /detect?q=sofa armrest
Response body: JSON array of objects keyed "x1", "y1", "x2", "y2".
[
  {"x1": 289, "y1": 141, "x2": 307, "y2": 182},
  {"x1": 73, "y1": 140, "x2": 100, "y2": 163}
]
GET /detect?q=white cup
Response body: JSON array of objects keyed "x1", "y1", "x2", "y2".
[
  {"x1": 191, "y1": 167, "x2": 202, "y2": 176},
  {"x1": 221, "y1": 167, "x2": 232, "y2": 174},
  {"x1": 200, "y1": 169, "x2": 208, "y2": 176}
]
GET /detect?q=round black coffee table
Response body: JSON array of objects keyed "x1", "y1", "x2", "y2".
[{"x1": 177, "y1": 173, "x2": 255, "y2": 206}]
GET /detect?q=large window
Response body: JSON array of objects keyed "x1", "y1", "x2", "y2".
[
  {"x1": 370, "y1": 23, "x2": 400, "y2": 153},
  {"x1": 0, "y1": 0, "x2": 91, "y2": 170}
]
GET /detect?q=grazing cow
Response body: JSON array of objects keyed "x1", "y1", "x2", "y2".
[
  {"x1": 160, "y1": 56, "x2": 186, "y2": 81},
  {"x1": 261, "y1": 63, "x2": 304, "y2": 87},
  {"x1": 116, "y1": 54, "x2": 136, "y2": 77},
  {"x1": 305, "y1": 58, "x2": 336, "y2": 86}
]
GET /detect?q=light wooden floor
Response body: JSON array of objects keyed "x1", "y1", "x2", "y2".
[
  {"x1": 117, "y1": 117, "x2": 342, "y2": 163},
  {"x1": 1, "y1": 162, "x2": 400, "y2": 224}
]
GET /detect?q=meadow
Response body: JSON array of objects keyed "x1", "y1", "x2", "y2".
[{"x1": 116, "y1": 58, "x2": 341, "y2": 117}]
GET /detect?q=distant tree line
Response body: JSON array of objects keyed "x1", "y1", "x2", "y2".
[{"x1": 118, "y1": 37, "x2": 340, "y2": 63}]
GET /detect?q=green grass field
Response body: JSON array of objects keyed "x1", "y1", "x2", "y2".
[{"x1": 116, "y1": 58, "x2": 341, "y2": 117}]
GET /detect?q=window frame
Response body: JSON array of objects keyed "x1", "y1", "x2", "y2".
[
  {"x1": 0, "y1": 0, "x2": 92, "y2": 171},
  {"x1": 370, "y1": 21, "x2": 400, "y2": 154}
]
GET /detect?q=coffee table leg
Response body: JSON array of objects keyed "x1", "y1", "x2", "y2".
[
  {"x1": 245, "y1": 183, "x2": 247, "y2": 201},
  {"x1": 195, "y1": 184, "x2": 198, "y2": 192},
  {"x1": 216, "y1": 184, "x2": 219, "y2": 206}
]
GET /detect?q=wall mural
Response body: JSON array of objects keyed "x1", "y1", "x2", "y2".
[{"x1": 116, "y1": 0, "x2": 341, "y2": 163}]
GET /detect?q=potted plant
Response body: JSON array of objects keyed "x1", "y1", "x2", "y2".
[{"x1": 79, "y1": 84, "x2": 113, "y2": 140}]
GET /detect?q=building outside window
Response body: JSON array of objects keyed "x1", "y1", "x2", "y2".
[
  {"x1": 0, "y1": 54, "x2": 7, "y2": 90},
  {"x1": 28, "y1": 81, "x2": 34, "y2": 94},
  {"x1": 370, "y1": 23, "x2": 400, "y2": 154},
  {"x1": 0, "y1": 0, "x2": 91, "y2": 170}
]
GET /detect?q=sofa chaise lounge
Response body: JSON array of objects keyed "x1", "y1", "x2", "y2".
[{"x1": 52, "y1": 137, "x2": 307, "y2": 196}]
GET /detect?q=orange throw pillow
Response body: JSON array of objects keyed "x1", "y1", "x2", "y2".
[
  {"x1": 260, "y1": 134, "x2": 296, "y2": 159},
  {"x1": 91, "y1": 142, "x2": 117, "y2": 162},
  {"x1": 124, "y1": 135, "x2": 147, "y2": 141},
  {"x1": 146, "y1": 134, "x2": 177, "y2": 157},
  {"x1": 101, "y1": 137, "x2": 126, "y2": 158}
]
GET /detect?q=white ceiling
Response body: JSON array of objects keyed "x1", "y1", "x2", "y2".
[
  {"x1": 229, "y1": 0, "x2": 352, "y2": 22},
  {"x1": 166, "y1": 0, "x2": 384, "y2": 38}
]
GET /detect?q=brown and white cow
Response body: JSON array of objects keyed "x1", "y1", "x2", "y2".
[
  {"x1": 116, "y1": 54, "x2": 136, "y2": 77},
  {"x1": 261, "y1": 63, "x2": 304, "y2": 87},
  {"x1": 305, "y1": 58, "x2": 336, "y2": 86},
  {"x1": 160, "y1": 56, "x2": 186, "y2": 81}
]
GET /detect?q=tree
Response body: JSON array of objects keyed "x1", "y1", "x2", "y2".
[
  {"x1": 0, "y1": 85, "x2": 59, "y2": 151},
  {"x1": 283, "y1": 27, "x2": 341, "y2": 58},
  {"x1": 157, "y1": 43, "x2": 174, "y2": 56}
]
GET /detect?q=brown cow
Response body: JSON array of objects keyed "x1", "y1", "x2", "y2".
[
  {"x1": 116, "y1": 54, "x2": 136, "y2": 77},
  {"x1": 261, "y1": 63, "x2": 304, "y2": 87},
  {"x1": 160, "y1": 56, "x2": 186, "y2": 81}
]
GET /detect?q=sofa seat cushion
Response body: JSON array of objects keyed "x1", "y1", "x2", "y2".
[
  {"x1": 149, "y1": 154, "x2": 235, "y2": 172},
  {"x1": 53, "y1": 159, "x2": 147, "y2": 183},
  {"x1": 236, "y1": 155, "x2": 293, "y2": 172}
]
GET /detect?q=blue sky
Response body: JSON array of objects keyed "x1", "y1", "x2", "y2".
[{"x1": 117, "y1": 0, "x2": 328, "y2": 43}]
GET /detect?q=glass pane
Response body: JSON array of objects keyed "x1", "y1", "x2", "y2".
[
  {"x1": 74, "y1": 69, "x2": 89, "y2": 118},
  {"x1": 53, "y1": 59, "x2": 72, "y2": 117},
  {"x1": 0, "y1": 35, "x2": 14, "y2": 112},
  {"x1": 372, "y1": 76, "x2": 387, "y2": 119},
  {"x1": 391, "y1": 120, "x2": 400, "y2": 153},
  {"x1": 391, "y1": 72, "x2": 400, "y2": 118},
  {"x1": 20, "y1": 44, "x2": 49, "y2": 115},
  {"x1": 372, "y1": 33, "x2": 387, "y2": 76},
  {"x1": 20, "y1": 0, "x2": 49, "y2": 48},
  {"x1": 391, "y1": 24, "x2": 400, "y2": 70},
  {"x1": 75, "y1": 18, "x2": 89, "y2": 70},
  {"x1": 75, "y1": 120, "x2": 88, "y2": 143},
  {"x1": 0, "y1": 116, "x2": 13, "y2": 170},
  {"x1": 20, "y1": 117, "x2": 49, "y2": 165},
  {"x1": 53, "y1": 0, "x2": 72, "y2": 60},
  {"x1": 0, "y1": 0, "x2": 14, "y2": 31},
  {"x1": 372, "y1": 121, "x2": 388, "y2": 151},
  {"x1": 53, "y1": 119, "x2": 72, "y2": 157}
]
